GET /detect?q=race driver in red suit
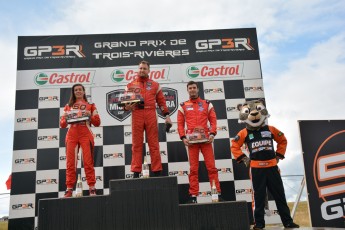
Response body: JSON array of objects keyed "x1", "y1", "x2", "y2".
[
  {"x1": 125, "y1": 60, "x2": 172, "y2": 178},
  {"x1": 60, "y1": 84, "x2": 101, "y2": 197},
  {"x1": 177, "y1": 81, "x2": 221, "y2": 203}
]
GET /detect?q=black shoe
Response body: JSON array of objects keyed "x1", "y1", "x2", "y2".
[
  {"x1": 253, "y1": 225, "x2": 265, "y2": 230},
  {"x1": 152, "y1": 171, "x2": 162, "y2": 177},
  {"x1": 186, "y1": 196, "x2": 197, "y2": 204},
  {"x1": 284, "y1": 222, "x2": 299, "y2": 228},
  {"x1": 133, "y1": 172, "x2": 140, "y2": 178},
  {"x1": 218, "y1": 195, "x2": 225, "y2": 202}
]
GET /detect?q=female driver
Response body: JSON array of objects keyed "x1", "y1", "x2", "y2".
[{"x1": 60, "y1": 84, "x2": 101, "y2": 197}]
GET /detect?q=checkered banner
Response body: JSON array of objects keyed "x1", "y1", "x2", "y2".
[
  {"x1": 11, "y1": 28, "x2": 281, "y2": 228},
  {"x1": 299, "y1": 120, "x2": 345, "y2": 228}
]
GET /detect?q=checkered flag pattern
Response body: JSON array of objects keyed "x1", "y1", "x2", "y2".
[{"x1": 10, "y1": 78, "x2": 283, "y2": 228}]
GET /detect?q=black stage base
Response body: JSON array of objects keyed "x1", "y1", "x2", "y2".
[
  {"x1": 180, "y1": 201, "x2": 250, "y2": 230},
  {"x1": 108, "y1": 177, "x2": 181, "y2": 229},
  {"x1": 38, "y1": 177, "x2": 249, "y2": 230}
]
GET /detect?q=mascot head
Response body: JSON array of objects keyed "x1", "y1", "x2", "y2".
[{"x1": 237, "y1": 99, "x2": 270, "y2": 130}]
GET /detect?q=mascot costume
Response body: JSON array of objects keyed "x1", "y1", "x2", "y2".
[{"x1": 231, "y1": 99, "x2": 299, "y2": 229}]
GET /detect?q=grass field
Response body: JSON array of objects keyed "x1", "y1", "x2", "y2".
[
  {"x1": 0, "y1": 222, "x2": 7, "y2": 230},
  {"x1": 265, "y1": 201, "x2": 310, "y2": 228},
  {"x1": 288, "y1": 201, "x2": 310, "y2": 227},
  {"x1": 0, "y1": 201, "x2": 310, "y2": 230}
]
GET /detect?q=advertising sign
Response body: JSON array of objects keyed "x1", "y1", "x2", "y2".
[{"x1": 299, "y1": 120, "x2": 345, "y2": 228}]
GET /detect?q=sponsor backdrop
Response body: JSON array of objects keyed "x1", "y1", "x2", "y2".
[
  {"x1": 299, "y1": 120, "x2": 345, "y2": 228},
  {"x1": 11, "y1": 28, "x2": 280, "y2": 229}
]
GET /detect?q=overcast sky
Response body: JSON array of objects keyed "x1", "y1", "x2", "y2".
[{"x1": 0, "y1": 0, "x2": 344, "y2": 217}]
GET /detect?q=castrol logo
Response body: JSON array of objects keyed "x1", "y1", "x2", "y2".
[
  {"x1": 34, "y1": 71, "x2": 95, "y2": 86},
  {"x1": 110, "y1": 66, "x2": 170, "y2": 83}
]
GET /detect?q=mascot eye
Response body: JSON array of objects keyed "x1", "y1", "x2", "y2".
[
  {"x1": 256, "y1": 104, "x2": 265, "y2": 111},
  {"x1": 241, "y1": 107, "x2": 250, "y2": 114}
]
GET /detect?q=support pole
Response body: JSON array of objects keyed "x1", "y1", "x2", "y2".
[{"x1": 291, "y1": 176, "x2": 305, "y2": 218}]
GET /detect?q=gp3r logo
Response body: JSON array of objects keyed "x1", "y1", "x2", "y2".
[
  {"x1": 195, "y1": 38, "x2": 254, "y2": 50},
  {"x1": 24, "y1": 45, "x2": 86, "y2": 57},
  {"x1": 314, "y1": 130, "x2": 345, "y2": 221}
]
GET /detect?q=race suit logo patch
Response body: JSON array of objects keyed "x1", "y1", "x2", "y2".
[{"x1": 261, "y1": 131, "x2": 271, "y2": 138}]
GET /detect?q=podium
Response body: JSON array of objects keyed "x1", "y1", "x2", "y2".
[
  {"x1": 108, "y1": 177, "x2": 180, "y2": 229},
  {"x1": 38, "y1": 177, "x2": 249, "y2": 230},
  {"x1": 179, "y1": 201, "x2": 250, "y2": 230}
]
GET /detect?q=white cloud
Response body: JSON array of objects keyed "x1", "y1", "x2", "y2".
[
  {"x1": 0, "y1": 197, "x2": 10, "y2": 218},
  {"x1": 265, "y1": 32, "x2": 345, "y2": 177},
  {"x1": 0, "y1": 173, "x2": 10, "y2": 217},
  {"x1": 267, "y1": 32, "x2": 345, "y2": 117},
  {"x1": 0, "y1": 41, "x2": 16, "y2": 121},
  {"x1": 27, "y1": 0, "x2": 281, "y2": 36}
]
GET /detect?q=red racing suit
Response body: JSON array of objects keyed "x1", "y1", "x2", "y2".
[
  {"x1": 177, "y1": 97, "x2": 221, "y2": 196},
  {"x1": 231, "y1": 125, "x2": 293, "y2": 227},
  {"x1": 60, "y1": 100, "x2": 101, "y2": 189},
  {"x1": 126, "y1": 77, "x2": 169, "y2": 173}
]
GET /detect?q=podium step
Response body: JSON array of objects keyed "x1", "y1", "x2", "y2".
[
  {"x1": 108, "y1": 176, "x2": 180, "y2": 230},
  {"x1": 38, "y1": 177, "x2": 249, "y2": 230},
  {"x1": 179, "y1": 201, "x2": 250, "y2": 230},
  {"x1": 39, "y1": 196, "x2": 109, "y2": 230},
  {"x1": 38, "y1": 176, "x2": 180, "y2": 230}
]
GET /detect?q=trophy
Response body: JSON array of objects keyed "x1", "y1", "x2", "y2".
[
  {"x1": 117, "y1": 88, "x2": 144, "y2": 107},
  {"x1": 66, "y1": 109, "x2": 90, "y2": 124},
  {"x1": 186, "y1": 126, "x2": 208, "y2": 144}
]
